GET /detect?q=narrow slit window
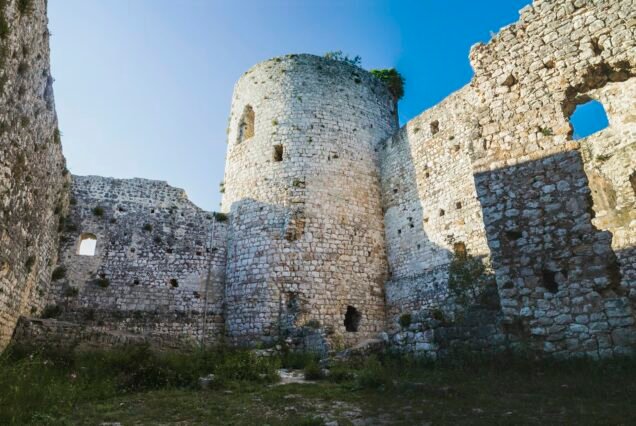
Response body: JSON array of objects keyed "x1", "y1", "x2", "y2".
[
  {"x1": 78, "y1": 233, "x2": 97, "y2": 256},
  {"x1": 273, "y1": 144, "x2": 283, "y2": 162},
  {"x1": 237, "y1": 105, "x2": 255, "y2": 143},
  {"x1": 569, "y1": 99, "x2": 609, "y2": 139}
]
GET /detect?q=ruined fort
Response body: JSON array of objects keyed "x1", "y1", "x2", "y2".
[{"x1": 1, "y1": 0, "x2": 634, "y2": 359}]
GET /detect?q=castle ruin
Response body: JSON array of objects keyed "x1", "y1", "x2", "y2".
[{"x1": 2, "y1": 0, "x2": 635, "y2": 359}]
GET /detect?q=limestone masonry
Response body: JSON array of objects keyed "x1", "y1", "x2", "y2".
[{"x1": 2, "y1": 0, "x2": 635, "y2": 358}]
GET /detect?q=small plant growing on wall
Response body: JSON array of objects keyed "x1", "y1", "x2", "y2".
[
  {"x1": 95, "y1": 277, "x2": 110, "y2": 288},
  {"x1": 92, "y1": 206, "x2": 104, "y2": 217},
  {"x1": 41, "y1": 305, "x2": 62, "y2": 319},
  {"x1": 446, "y1": 237, "x2": 495, "y2": 310},
  {"x1": 63, "y1": 286, "x2": 78, "y2": 298},
  {"x1": 370, "y1": 68, "x2": 405, "y2": 101},
  {"x1": 323, "y1": 50, "x2": 361, "y2": 67},
  {"x1": 398, "y1": 313, "x2": 412, "y2": 329},
  {"x1": 51, "y1": 265, "x2": 67, "y2": 280},
  {"x1": 17, "y1": 0, "x2": 34, "y2": 16},
  {"x1": 142, "y1": 223, "x2": 153, "y2": 232},
  {"x1": 213, "y1": 212, "x2": 228, "y2": 222},
  {"x1": 539, "y1": 126, "x2": 554, "y2": 136}
]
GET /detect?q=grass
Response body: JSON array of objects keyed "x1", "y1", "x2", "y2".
[{"x1": 0, "y1": 345, "x2": 635, "y2": 425}]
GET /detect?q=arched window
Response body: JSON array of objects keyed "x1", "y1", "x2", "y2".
[
  {"x1": 237, "y1": 105, "x2": 255, "y2": 143},
  {"x1": 77, "y1": 233, "x2": 97, "y2": 256},
  {"x1": 569, "y1": 99, "x2": 609, "y2": 139}
]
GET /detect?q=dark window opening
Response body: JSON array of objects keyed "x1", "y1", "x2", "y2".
[
  {"x1": 453, "y1": 242, "x2": 467, "y2": 259},
  {"x1": 344, "y1": 306, "x2": 361, "y2": 332},
  {"x1": 505, "y1": 230, "x2": 523, "y2": 240},
  {"x1": 430, "y1": 120, "x2": 439, "y2": 135},
  {"x1": 167, "y1": 248, "x2": 173, "y2": 254},
  {"x1": 456, "y1": 202, "x2": 462, "y2": 209},
  {"x1": 133, "y1": 279, "x2": 140, "y2": 285},
  {"x1": 196, "y1": 251, "x2": 202, "y2": 256},
  {"x1": 569, "y1": 99, "x2": 609, "y2": 139},
  {"x1": 273, "y1": 144, "x2": 283, "y2": 162},
  {"x1": 237, "y1": 105, "x2": 255, "y2": 143},
  {"x1": 169, "y1": 278, "x2": 179, "y2": 288},
  {"x1": 542, "y1": 269, "x2": 558, "y2": 293},
  {"x1": 439, "y1": 209, "x2": 445, "y2": 217}
]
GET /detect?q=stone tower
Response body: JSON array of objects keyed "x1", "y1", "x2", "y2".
[{"x1": 221, "y1": 54, "x2": 398, "y2": 348}]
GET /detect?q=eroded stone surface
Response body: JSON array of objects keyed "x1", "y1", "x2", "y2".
[{"x1": 0, "y1": 0, "x2": 68, "y2": 350}]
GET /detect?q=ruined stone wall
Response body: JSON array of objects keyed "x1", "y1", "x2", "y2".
[
  {"x1": 0, "y1": 0, "x2": 68, "y2": 350},
  {"x1": 468, "y1": 0, "x2": 636, "y2": 357},
  {"x1": 45, "y1": 176, "x2": 227, "y2": 347},
  {"x1": 383, "y1": 0, "x2": 635, "y2": 358},
  {"x1": 379, "y1": 88, "x2": 491, "y2": 327},
  {"x1": 222, "y1": 54, "x2": 397, "y2": 347},
  {"x1": 580, "y1": 79, "x2": 636, "y2": 301}
]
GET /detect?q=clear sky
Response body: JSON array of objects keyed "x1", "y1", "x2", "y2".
[{"x1": 48, "y1": 0, "x2": 533, "y2": 211}]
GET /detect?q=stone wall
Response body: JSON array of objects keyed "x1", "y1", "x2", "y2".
[
  {"x1": 221, "y1": 54, "x2": 397, "y2": 348},
  {"x1": 468, "y1": 0, "x2": 635, "y2": 358},
  {"x1": 383, "y1": 0, "x2": 636, "y2": 358},
  {"x1": 0, "y1": 0, "x2": 68, "y2": 350},
  {"x1": 379, "y1": 88, "x2": 491, "y2": 328},
  {"x1": 4, "y1": 0, "x2": 635, "y2": 359},
  {"x1": 44, "y1": 176, "x2": 227, "y2": 347}
]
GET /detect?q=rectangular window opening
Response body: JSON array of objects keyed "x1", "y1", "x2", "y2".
[{"x1": 273, "y1": 144, "x2": 284, "y2": 162}]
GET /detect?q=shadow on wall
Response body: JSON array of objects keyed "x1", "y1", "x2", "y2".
[
  {"x1": 379, "y1": 91, "x2": 497, "y2": 330},
  {"x1": 473, "y1": 148, "x2": 636, "y2": 355}
]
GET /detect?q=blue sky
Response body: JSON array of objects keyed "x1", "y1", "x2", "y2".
[{"x1": 48, "y1": 0, "x2": 533, "y2": 211}]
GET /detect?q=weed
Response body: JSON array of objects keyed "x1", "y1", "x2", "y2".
[
  {"x1": 370, "y1": 68, "x2": 405, "y2": 100},
  {"x1": 62, "y1": 287, "x2": 78, "y2": 298},
  {"x1": 399, "y1": 313, "x2": 412, "y2": 329},
  {"x1": 539, "y1": 126, "x2": 554, "y2": 136},
  {"x1": 213, "y1": 212, "x2": 228, "y2": 222},
  {"x1": 41, "y1": 304, "x2": 62, "y2": 318},
  {"x1": 324, "y1": 50, "x2": 361, "y2": 67},
  {"x1": 303, "y1": 360, "x2": 325, "y2": 380},
  {"x1": 51, "y1": 265, "x2": 66, "y2": 280},
  {"x1": 95, "y1": 277, "x2": 110, "y2": 288},
  {"x1": 17, "y1": 0, "x2": 33, "y2": 16},
  {"x1": 92, "y1": 206, "x2": 104, "y2": 217}
]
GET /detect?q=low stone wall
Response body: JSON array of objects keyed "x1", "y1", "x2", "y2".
[
  {"x1": 388, "y1": 306, "x2": 507, "y2": 359},
  {"x1": 12, "y1": 317, "x2": 147, "y2": 351}
]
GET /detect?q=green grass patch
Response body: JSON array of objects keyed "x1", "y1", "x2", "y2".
[{"x1": 1, "y1": 345, "x2": 635, "y2": 425}]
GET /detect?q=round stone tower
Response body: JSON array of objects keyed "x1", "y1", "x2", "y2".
[{"x1": 221, "y1": 54, "x2": 398, "y2": 348}]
